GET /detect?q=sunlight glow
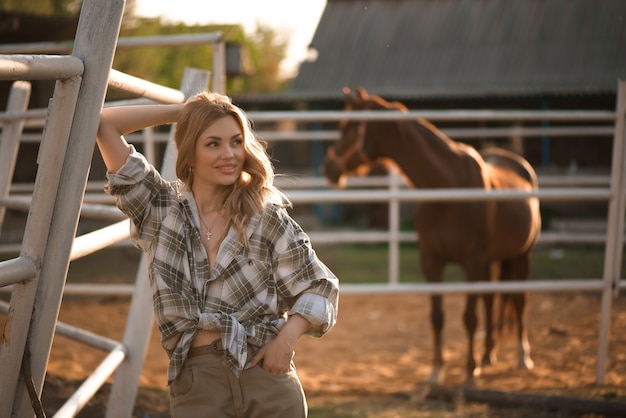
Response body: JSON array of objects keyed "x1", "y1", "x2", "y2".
[{"x1": 133, "y1": 0, "x2": 326, "y2": 77}]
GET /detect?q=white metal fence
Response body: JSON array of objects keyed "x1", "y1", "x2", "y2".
[{"x1": 0, "y1": 2, "x2": 624, "y2": 416}]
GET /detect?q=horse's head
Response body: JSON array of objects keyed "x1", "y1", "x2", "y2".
[{"x1": 323, "y1": 86, "x2": 403, "y2": 187}]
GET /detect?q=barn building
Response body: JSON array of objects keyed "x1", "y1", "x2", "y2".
[
  {"x1": 238, "y1": 0, "x2": 626, "y2": 225},
  {"x1": 238, "y1": 0, "x2": 626, "y2": 171}
]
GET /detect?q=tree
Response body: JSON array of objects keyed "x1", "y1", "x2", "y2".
[
  {"x1": 235, "y1": 25, "x2": 289, "y2": 93},
  {"x1": 113, "y1": 17, "x2": 289, "y2": 95},
  {"x1": 0, "y1": 0, "x2": 290, "y2": 95},
  {"x1": 0, "y1": 0, "x2": 82, "y2": 15}
]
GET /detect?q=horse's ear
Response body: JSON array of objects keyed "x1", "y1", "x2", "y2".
[
  {"x1": 343, "y1": 86, "x2": 357, "y2": 108},
  {"x1": 355, "y1": 86, "x2": 368, "y2": 101}
]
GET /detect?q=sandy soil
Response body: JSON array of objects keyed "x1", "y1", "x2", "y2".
[{"x1": 4, "y1": 292, "x2": 626, "y2": 416}]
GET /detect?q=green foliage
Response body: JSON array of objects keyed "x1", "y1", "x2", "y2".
[
  {"x1": 237, "y1": 25, "x2": 289, "y2": 93},
  {"x1": 1, "y1": 0, "x2": 290, "y2": 95},
  {"x1": 0, "y1": 0, "x2": 81, "y2": 15},
  {"x1": 113, "y1": 20, "x2": 220, "y2": 93},
  {"x1": 112, "y1": 17, "x2": 289, "y2": 96}
]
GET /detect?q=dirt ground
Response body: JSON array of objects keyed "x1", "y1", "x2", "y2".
[{"x1": 9, "y1": 292, "x2": 626, "y2": 416}]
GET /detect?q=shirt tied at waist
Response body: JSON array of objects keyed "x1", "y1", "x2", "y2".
[{"x1": 198, "y1": 312, "x2": 286, "y2": 376}]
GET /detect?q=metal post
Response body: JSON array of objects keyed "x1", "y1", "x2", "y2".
[
  {"x1": 0, "y1": 74, "x2": 82, "y2": 416},
  {"x1": 596, "y1": 80, "x2": 626, "y2": 385},
  {"x1": 106, "y1": 67, "x2": 210, "y2": 418},
  {"x1": 213, "y1": 37, "x2": 226, "y2": 93},
  {"x1": 0, "y1": 81, "x2": 30, "y2": 233},
  {"x1": 142, "y1": 126, "x2": 156, "y2": 165},
  {"x1": 388, "y1": 171, "x2": 400, "y2": 285},
  {"x1": 11, "y1": 0, "x2": 126, "y2": 415}
]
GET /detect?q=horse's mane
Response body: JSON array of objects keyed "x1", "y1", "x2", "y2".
[
  {"x1": 347, "y1": 86, "x2": 408, "y2": 112},
  {"x1": 349, "y1": 87, "x2": 474, "y2": 160},
  {"x1": 364, "y1": 93, "x2": 408, "y2": 112},
  {"x1": 355, "y1": 88, "x2": 469, "y2": 156},
  {"x1": 371, "y1": 95, "x2": 408, "y2": 112}
]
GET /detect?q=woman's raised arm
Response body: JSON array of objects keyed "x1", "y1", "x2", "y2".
[{"x1": 96, "y1": 103, "x2": 183, "y2": 173}]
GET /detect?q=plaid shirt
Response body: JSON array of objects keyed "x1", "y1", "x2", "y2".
[{"x1": 105, "y1": 149, "x2": 339, "y2": 384}]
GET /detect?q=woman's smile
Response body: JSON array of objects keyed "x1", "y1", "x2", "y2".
[{"x1": 193, "y1": 115, "x2": 246, "y2": 187}]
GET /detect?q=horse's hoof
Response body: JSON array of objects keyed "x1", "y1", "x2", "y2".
[
  {"x1": 519, "y1": 356, "x2": 535, "y2": 370},
  {"x1": 427, "y1": 367, "x2": 445, "y2": 385},
  {"x1": 464, "y1": 376, "x2": 478, "y2": 389},
  {"x1": 481, "y1": 353, "x2": 497, "y2": 367},
  {"x1": 518, "y1": 341, "x2": 534, "y2": 370},
  {"x1": 424, "y1": 383, "x2": 456, "y2": 402}
]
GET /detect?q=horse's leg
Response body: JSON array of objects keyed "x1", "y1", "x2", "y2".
[
  {"x1": 422, "y1": 250, "x2": 446, "y2": 384},
  {"x1": 495, "y1": 292, "x2": 509, "y2": 354},
  {"x1": 480, "y1": 261, "x2": 501, "y2": 368},
  {"x1": 463, "y1": 292, "x2": 480, "y2": 385},
  {"x1": 463, "y1": 258, "x2": 493, "y2": 386},
  {"x1": 513, "y1": 292, "x2": 534, "y2": 370},
  {"x1": 511, "y1": 253, "x2": 534, "y2": 370},
  {"x1": 429, "y1": 293, "x2": 445, "y2": 384}
]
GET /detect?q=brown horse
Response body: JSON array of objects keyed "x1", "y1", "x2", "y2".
[{"x1": 323, "y1": 87, "x2": 541, "y2": 386}]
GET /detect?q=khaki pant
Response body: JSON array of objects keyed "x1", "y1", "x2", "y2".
[{"x1": 170, "y1": 347, "x2": 307, "y2": 418}]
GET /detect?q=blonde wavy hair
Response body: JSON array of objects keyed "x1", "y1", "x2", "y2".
[{"x1": 174, "y1": 91, "x2": 289, "y2": 244}]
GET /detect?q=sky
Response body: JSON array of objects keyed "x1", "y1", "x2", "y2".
[{"x1": 133, "y1": 0, "x2": 327, "y2": 77}]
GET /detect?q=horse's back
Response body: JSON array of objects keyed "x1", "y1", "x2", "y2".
[{"x1": 480, "y1": 147, "x2": 538, "y2": 189}]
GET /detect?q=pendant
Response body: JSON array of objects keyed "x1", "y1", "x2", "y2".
[{"x1": 206, "y1": 230, "x2": 212, "y2": 241}]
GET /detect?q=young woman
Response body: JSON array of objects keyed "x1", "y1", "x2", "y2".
[{"x1": 97, "y1": 91, "x2": 339, "y2": 417}]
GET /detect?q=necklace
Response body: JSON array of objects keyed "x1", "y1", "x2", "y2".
[{"x1": 199, "y1": 213, "x2": 219, "y2": 241}]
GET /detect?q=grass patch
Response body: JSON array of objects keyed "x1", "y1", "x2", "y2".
[
  {"x1": 2, "y1": 242, "x2": 618, "y2": 285},
  {"x1": 314, "y1": 242, "x2": 618, "y2": 285}
]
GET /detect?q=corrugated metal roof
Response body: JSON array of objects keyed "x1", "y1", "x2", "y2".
[{"x1": 285, "y1": 0, "x2": 626, "y2": 101}]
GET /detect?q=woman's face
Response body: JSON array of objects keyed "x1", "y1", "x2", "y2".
[{"x1": 192, "y1": 115, "x2": 245, "y2": 188}]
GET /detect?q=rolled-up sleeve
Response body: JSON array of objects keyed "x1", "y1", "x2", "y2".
[
  {"x1": 104, "y1": 147, "x2": 152, "y2": 192},
  {"x1": 291, "y1": 291, "x2": 337, "y2": 336},
  {"x1": 272, "y1": 209, "x2": 339, "y2": 336},
  {"x1": 104, "y1": 147, "x2": 172, "y2": 251}
]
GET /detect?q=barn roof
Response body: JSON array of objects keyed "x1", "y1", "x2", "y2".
[{"x1": 284, "y1": 0, "x2": 626, "y2": 101}]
